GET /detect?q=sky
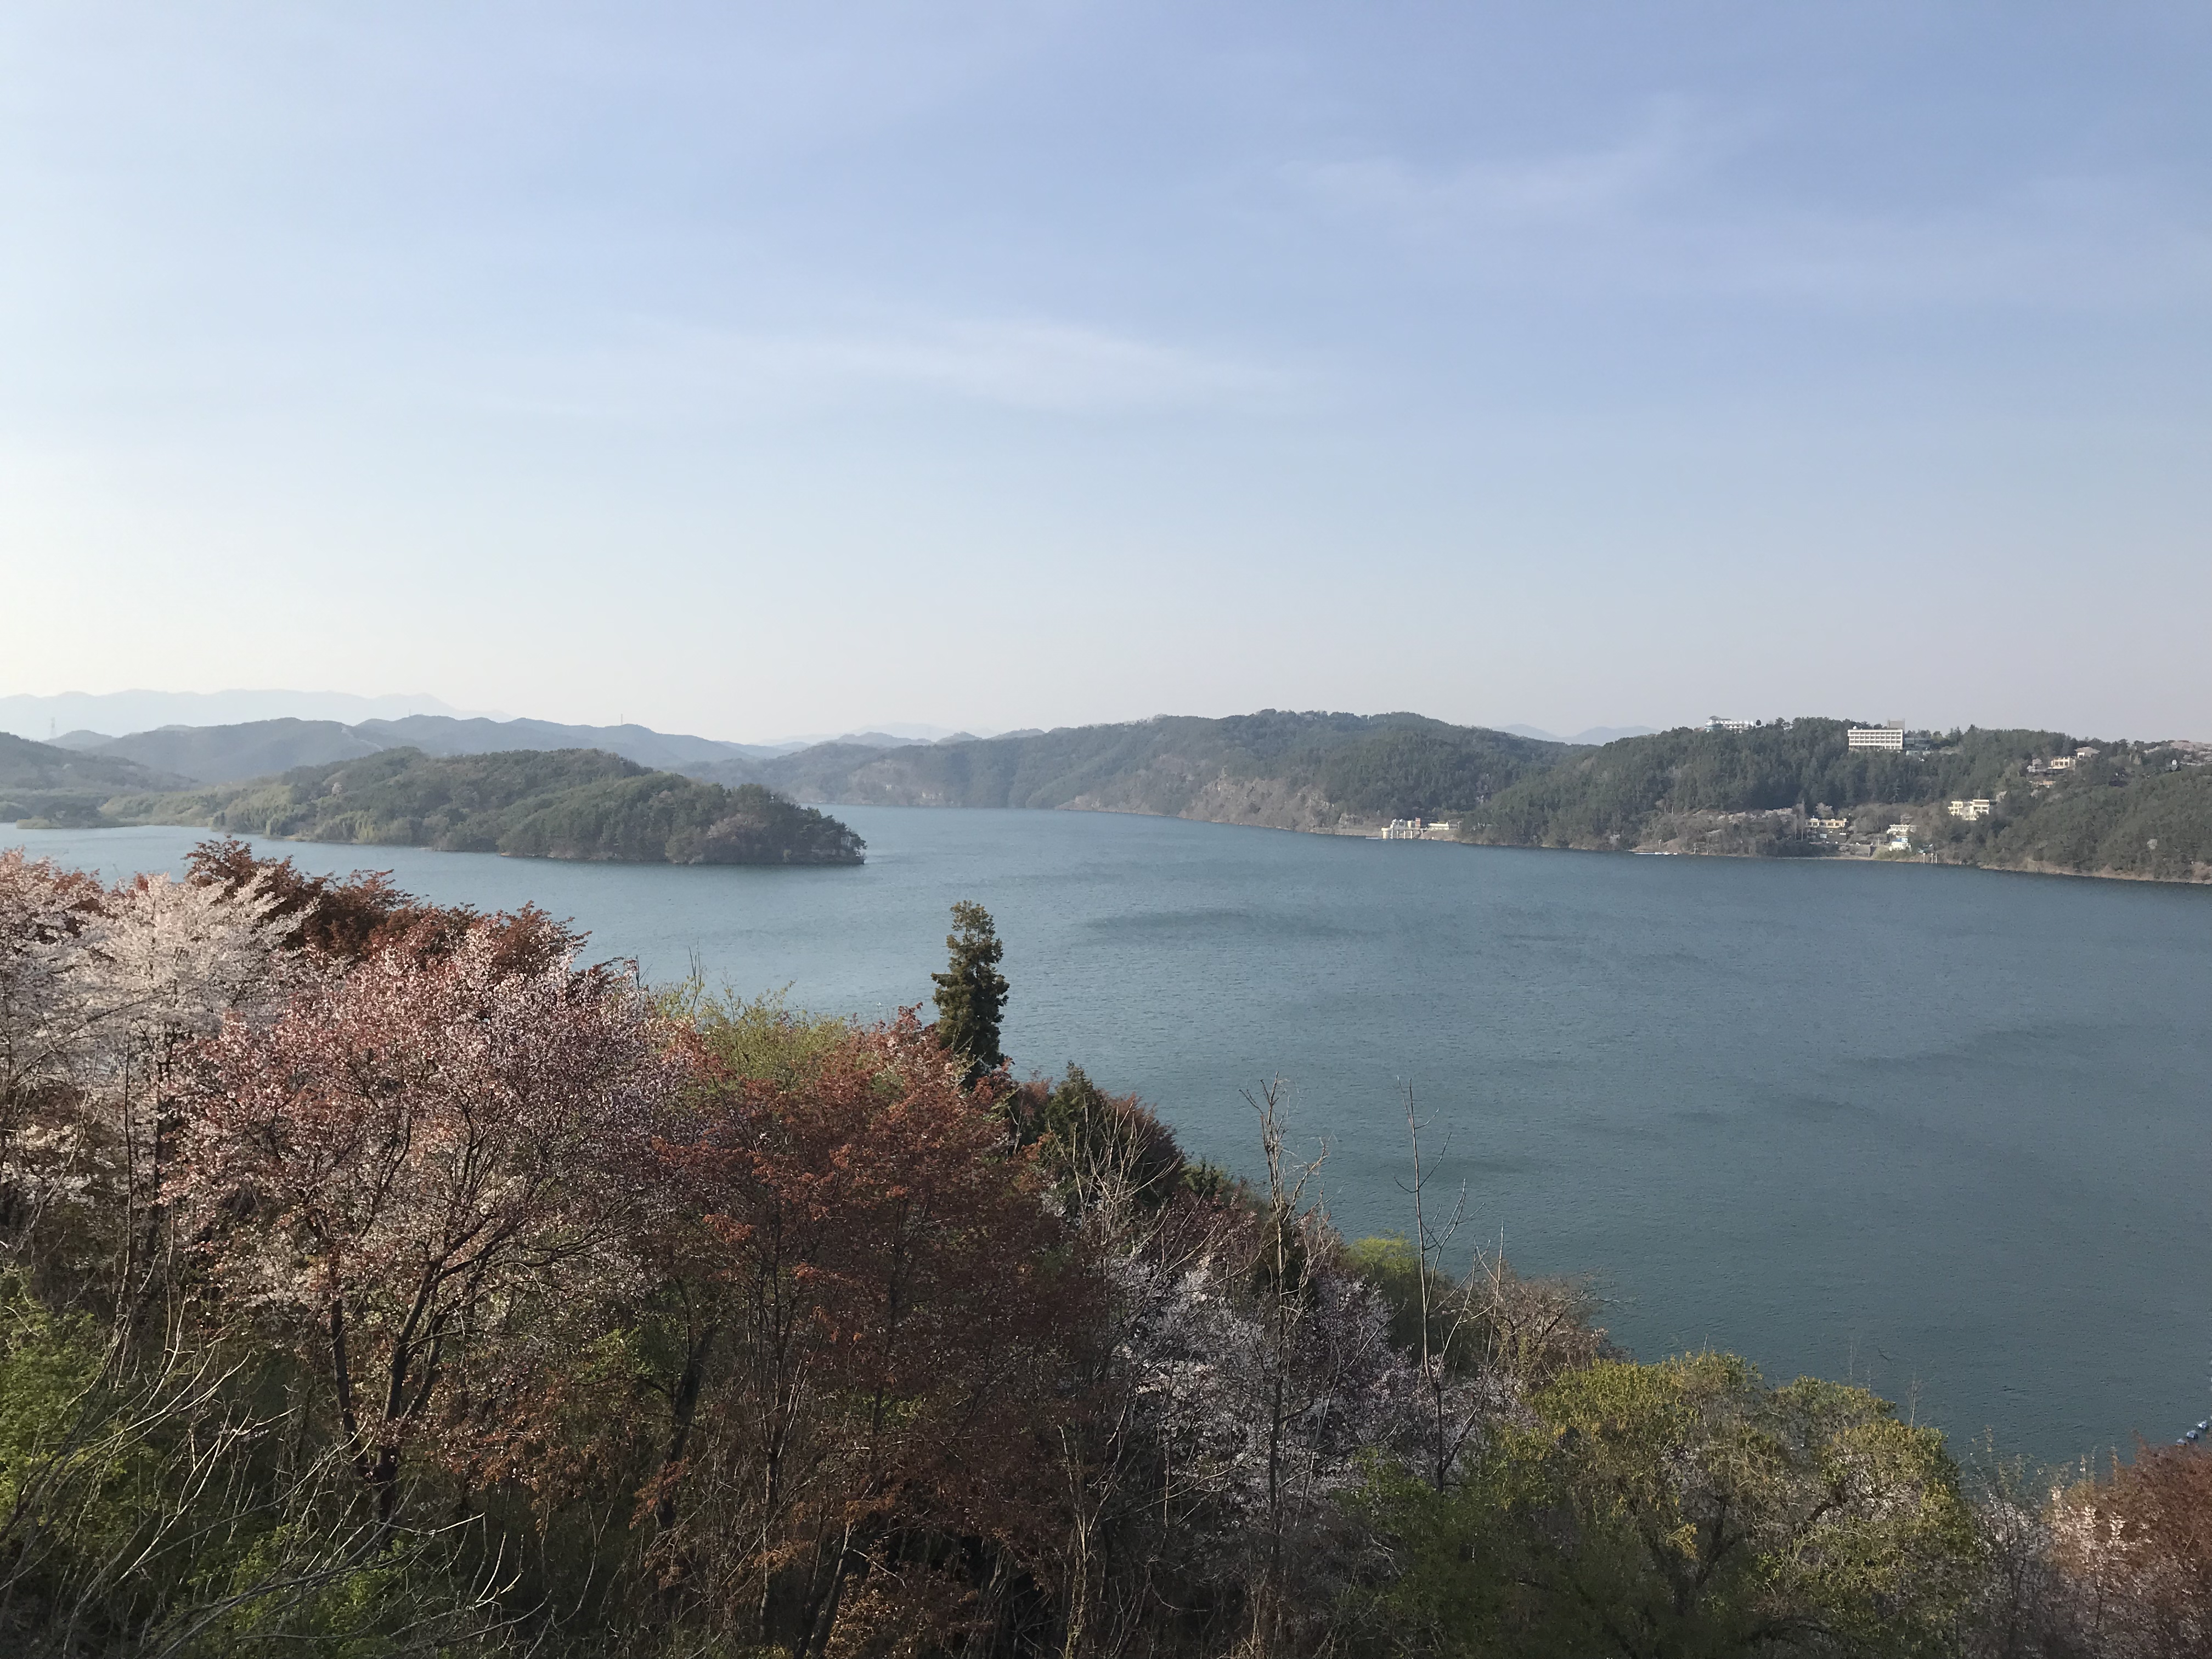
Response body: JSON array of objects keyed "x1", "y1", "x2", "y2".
[{"x1": 2, "y1": 2, "x2": 2207, "y2": 743}]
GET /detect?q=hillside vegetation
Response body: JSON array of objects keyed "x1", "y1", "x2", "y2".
[
  {"x1": 756, "y1": 710, "x2": 1564, "y2": 831},
  {"x1": 97, "y1": 747, "x2": 865, "y2": 865},
  {"x1": 1, "y1": 851, "x2": 2191, "y2": 1658},
  {"x1": 1464, "y1": 719, "x2": 2212, "y2": 881},
  {"x1": 0, "y1": 731, "x2": 180, "y2": 825}
]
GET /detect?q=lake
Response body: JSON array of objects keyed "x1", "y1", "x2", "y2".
[{"x1": 9, "y1": 807, "x2": 2208, "y2": 1466}]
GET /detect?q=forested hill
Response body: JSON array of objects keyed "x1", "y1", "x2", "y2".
[
  {"x1": 95, "y1": 747, "x2": 865, "y2": 866},
  {"x1": 1465, "y1": 719, "x2": 2212, "y2": 882},
  {"x1": 752, "y1": 711, "x2": 1566, "y2": 832},
  {"x1": 0, "y1": 731, "x2": 187, "y2": 823}
]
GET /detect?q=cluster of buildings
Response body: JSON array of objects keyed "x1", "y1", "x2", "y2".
[
  {"x1": 1380, "y1": 817, "x2": 1457, "y2": 840},
  {"x1": 1701, "y1": 718, "x2": 1936, "y2": 754}
]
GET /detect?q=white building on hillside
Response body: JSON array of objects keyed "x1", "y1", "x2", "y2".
[{"x1": 1848, "y1": 723, "x2": 1906, "y2": 751}]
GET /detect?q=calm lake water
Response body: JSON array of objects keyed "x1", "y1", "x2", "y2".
[{"x1": 10, "y1": 808, "x2": 2209, "y2": 1465}]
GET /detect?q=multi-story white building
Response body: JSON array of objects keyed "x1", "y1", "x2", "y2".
[
  {"x1": 1707, "y1": 716, "x2": 1750, "y2": 733},
  {"x1": 1948, "y1": 798, "x2": 1994, "y2": 820},
  {"x1": 1847, "y1": 724, "x2": 1906, "y2": 751}
]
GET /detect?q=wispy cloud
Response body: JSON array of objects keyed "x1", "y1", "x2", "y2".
[
  {"x1": 1301, "y1": 99, "x2": 1706, "y2": 231},
  {"x1": 476, "y1": 315, "x2": 1300, "y2": 422},
  {"x1": 1295, "y1": 102, "x2": 2212, "y2": 311}
]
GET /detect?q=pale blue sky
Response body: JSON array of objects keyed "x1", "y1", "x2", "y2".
[{"x1": 3, "y1": 3, "x2": 2207, "y2": 741}]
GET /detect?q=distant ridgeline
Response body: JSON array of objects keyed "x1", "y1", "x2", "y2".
[
  {"x1": 747, "y1": 711, "x2": 1568, "y2": 831},
  {"x1": 8, "y1": 710, "x2": 2208, "y2": 881},
  {"x1": 3, "y1": 742, "x2": 864, "y2": 866}
]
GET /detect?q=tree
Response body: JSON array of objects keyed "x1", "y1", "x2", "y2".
[
  {"x1": 620, "y1": 1012, "x2": 1084, "y2": 1656},
  {"x1": 930, "y1": 900, "x2": 1008, "y2": 1080},
  {"x1": 179, "y1": 927, "x2": 684, "y2": 1523},
  {"x1": 1367, "y1": 1352, "x2": 1979, "y2": 1658}
]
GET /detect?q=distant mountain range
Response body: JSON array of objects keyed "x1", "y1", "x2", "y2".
[
  {"x1": 11, "y1": 712, "x2": 994, "y2": 787},
  {"x1": 0, "y1": 689, "x2": 484, "y2": 738}
]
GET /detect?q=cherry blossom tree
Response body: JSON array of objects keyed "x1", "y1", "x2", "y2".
[{"x1": 180, "y1": 927, "x2": 685, "y2": 1522}]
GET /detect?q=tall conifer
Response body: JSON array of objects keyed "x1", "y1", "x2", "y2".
[{"x1": 930, "y1": 900, "x2": 1008, "y2": 1080}]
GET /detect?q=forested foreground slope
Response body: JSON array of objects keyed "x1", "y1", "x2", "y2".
[
  {"x1": 1, "y1": 846, "x2": 2200, "y2": 1658},
  {"x1": 93, "y1": 746, "x2": 865, "y2": 865}
]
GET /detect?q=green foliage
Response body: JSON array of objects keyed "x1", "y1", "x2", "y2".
[
  {"x1": 669, "y1": 985, "x2": 855, "y2": 1084},
  {"x1": 100, "y1": 748, "x2": 865, "y2": 866},
  {"x1": 1345, "y1": 1236, "x2": 1454, "y2": 1367},
  {"x1": 931, "y1": 900, "x2": 1008, "y2": 1076},
  {"x1": 1018, "y1": 1065, "x2": 1188, "y2": 1209},
  {"x1": 0, "y1": 1272, "x2": 103, "y2": 1522},
  {"x1": 1361, "y1": 1352, "x2": 1979, "y2": 1658}
]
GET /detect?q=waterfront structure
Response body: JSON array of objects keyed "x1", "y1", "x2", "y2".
[
  {"x1": 1886, "y1": 823, "x2": 1914, "y2": 849},
  {"x1": 1848, "y1": 724, "x2": 1906, "y2": 752},
  {"x1": 1383, "y1": 819, "x2": 1457, "y2": 840}
]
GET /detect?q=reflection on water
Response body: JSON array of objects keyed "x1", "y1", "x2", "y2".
[{"x1": 8, "y1": 808, "x2": 2209, "y2": 1463}]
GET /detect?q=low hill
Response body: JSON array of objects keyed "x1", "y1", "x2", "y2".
[
  {"x1": 97, "y1": 718, "x2": 388, "y2": 781},
  {"x1": 99, "y1": 748, "x2": 865, "y2": 866},
  {"x1": 0, "y1": 732, "x2": 185, "y2": 825},
  {"x1": 752, "y1": 711, "x2": 1565, "y2": 832}
]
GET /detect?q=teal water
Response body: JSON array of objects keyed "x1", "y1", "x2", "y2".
[{"x1": 9, "y1": 809, "x2": 2209, "y2": 1465}]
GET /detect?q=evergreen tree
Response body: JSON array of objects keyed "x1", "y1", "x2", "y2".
[{"x1": 930, "y1": 899, "x2": 1008, "y2": 1079}]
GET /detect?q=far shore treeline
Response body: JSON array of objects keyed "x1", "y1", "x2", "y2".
[
  {"x1": 5, "y1": 709, "x2": 2210, "y2": 882},
  {"x1": 0, "y1": 841, "x2": 2204, "y2": 1656}
]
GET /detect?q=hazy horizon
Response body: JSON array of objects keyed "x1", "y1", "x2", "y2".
[
  {"x1": 3, "y1": 686, "x2": 2195, "y2": 754},
  {"x1": 4, "y1": 4, "x2": 2205, "y2": 738}
]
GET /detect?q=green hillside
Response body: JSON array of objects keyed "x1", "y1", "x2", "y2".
[
  {"x1": 759, "y1": 710, "x2": 1564, "y2": 831},
  {"x1": 98, "y1": 747, "x2": 865, "y2": 866},
  {"x1": 0, "y1": 731, "x2": 180, "y2": 824},
  {"x1": 1464, "y1": 720, "x2": 2212, "y2": 881}
]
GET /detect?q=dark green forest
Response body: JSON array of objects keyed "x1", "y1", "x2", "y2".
[{"x1": 93, "y1": 747, "x2": 865, "y2": 866}]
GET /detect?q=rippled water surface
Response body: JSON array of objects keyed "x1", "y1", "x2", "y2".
[{"x1": 12, "y1": 809, "x2": 2209, "y2": 1463}]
